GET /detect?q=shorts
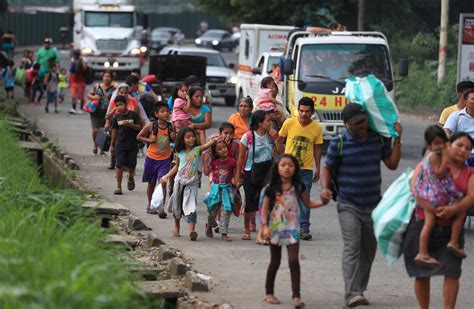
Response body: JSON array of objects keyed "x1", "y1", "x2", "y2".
[
  {"x1": 5, "y1": 86, "x2": 13, "y2": 92},
  {"x1": 183, "y1": 211, "x2": 197, "y2": 224},
  {"x1": 70, "y1": 82, "x2": 86, "y2": 101},
  {"x1": 47, "y1": 91, "x2": 57, "y2": 103},
  {"x1": 142, "y1": 156, "x2": 172, "y2": 183},
  {"x1": 90, "y1": 112, "x2": 106, "y2": 129},
  {"x1": 115, "y1": 144, "x2": 138, "y2": 169}
]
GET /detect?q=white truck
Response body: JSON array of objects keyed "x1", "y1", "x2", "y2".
[
  {"x1": 236, "y1": 24, "x2": 293, "y2": 102},
  {"x1": 282, "y1": 31, "x2": 408, "y2": 140},
  {"x1": 72, "y1": 0, "x2": 147, "y2": 74}
]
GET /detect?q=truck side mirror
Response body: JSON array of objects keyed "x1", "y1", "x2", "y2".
[
  {"x1": 251, "y1": 67, "x2": 261, "y2": 75},
  {"x1": 398, "y1": 58, "x2": 408, "y2": 77},
  {"x1": 283, "y1": 58, "x2": 293, "y2": 76},
  {"x1": 228, "y1": 63, "x2": 235, "y2": 69}
]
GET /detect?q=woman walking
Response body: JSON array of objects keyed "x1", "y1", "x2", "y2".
[{"x1": 227, "y1": 96, "x2": 253, "y2": 140}]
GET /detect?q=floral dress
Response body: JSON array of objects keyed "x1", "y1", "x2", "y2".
[
  {"x1": 269, "y1": 186, "x2": 299, "y2": 246},
  {"x1": 414, "y1": 153, "x2": 463, "y2": 207}
]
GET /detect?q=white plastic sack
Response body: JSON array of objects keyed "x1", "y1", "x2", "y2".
[
  {"x1": 345, "y1": 75, "x2": 400, "y2": 138},
  {"x1": 151, "y1": 184, "x2": 164, "y2": 210}
]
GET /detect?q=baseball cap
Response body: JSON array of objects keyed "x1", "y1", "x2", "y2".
[
  {"x1": 342, "y1": 103, "x2": 368, "y2": 124},
  {"x1": 44, "y1": 38, "x2": 52, "y2": 44}
]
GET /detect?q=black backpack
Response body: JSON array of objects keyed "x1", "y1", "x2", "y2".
[
  {"x1": 146, "y1": 120, "x2": 174, "y2": 147},
  {"x1": 84, "y1": 67, "x2": 95, "y2": 85}
]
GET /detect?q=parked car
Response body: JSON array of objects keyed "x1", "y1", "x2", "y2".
[
  {"x1": 153, "y1": 27, "x2": 180, "y2": 37},
  {"x1": 194, "y1": 29, "x2": 236, "y2": 51},
  {"x1": 160, "y1": 46, "x2": 237, "y2": 106},
  {"x1": 149, "y1": 29, "x2": 173, "y2": 52}
]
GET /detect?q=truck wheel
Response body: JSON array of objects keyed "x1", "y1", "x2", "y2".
[{"x1": 225, "y1": 96, "x2": 236, "y2": 106}]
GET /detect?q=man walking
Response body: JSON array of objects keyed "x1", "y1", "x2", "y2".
[
  {"x1": 36, "y1": 38, "x2": 60, "y2": 83},
  {"x1": 68, "y1": 49, "x2": 87, "y2": 114},
  {"x1": 321, "y1": 103, "x2": 402, "y2": 307},
  {"x1": 276, "y1": 97, "x2": 323, "y2": 240}
]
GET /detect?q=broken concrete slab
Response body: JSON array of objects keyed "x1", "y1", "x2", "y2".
[
  {"x1": 184, "y1": 271, "x2": 211, "y2": 292},
  {"x1": 129, "y1": 264, "x2": 165, "y2": 281},
  {"x1": 128, "y1": 215, "x2": 151, "y2": 231},
  {"x1": 139, "y1": 280, "x2": 187, "y2": 299},
  {"x1": 104, "y1": 234, "x2": 140, "y2": 249},
  {"x1": 146, "y1": 232, "x2": 165, "y2": 247},
  {"x1": 158, "y1": 245, "x2": 177, "y2": 261},
  {"x1": 170, "y1": 257, "x2": 190, "y2": 278},
  {"x1": 82, "y1": 201, "x2": 130, "y2": 216}
]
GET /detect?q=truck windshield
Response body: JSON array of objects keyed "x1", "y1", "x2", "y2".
[
  {"x1": 180, "y1": 52, "x2": 227, "y2": 67},
  {"x1": 85, "y1": 12, "x2": 134, "y2": 28},
  {"x1": 267, "y1": 56, "x2": 280, "y2": 73},
  {"x1": 298, "y1": 43, "x2": 392, "y2": 91}
]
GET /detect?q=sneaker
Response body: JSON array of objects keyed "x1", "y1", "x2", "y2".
[
  {"x1": 158, "y1": 212, "x2": 167, "y2": 219},
  {"x1": 300, "y1": 231, "x2": 312, "y2": 241},
  {"x1": 346, "y1": 295, "x2": 369, "y2": 307},
  {"x1": 54, "y1": 109, "x2": 59, "y2": 114},
  {"x1": 69, "y1": 108, "x2": 77, "y2": 115},
  {"x1": 77, "y1": 109, "x2": 83, "y2": 114},
  {"x1": 190, "y1": 231, "x2": 198, "y2": 241}
]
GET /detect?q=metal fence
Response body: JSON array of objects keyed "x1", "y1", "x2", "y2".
[{"x1": 0, "y1": 10, "x2": 225, "y2": 48}]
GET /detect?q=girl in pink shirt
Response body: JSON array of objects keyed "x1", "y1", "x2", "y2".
[{"x1": 171, "y1": 83, "x2": 191, "y2": 130}]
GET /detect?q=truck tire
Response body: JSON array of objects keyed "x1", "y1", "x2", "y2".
[{"x1": 225, "y1": 96, "x2": 236, "y2": 107}]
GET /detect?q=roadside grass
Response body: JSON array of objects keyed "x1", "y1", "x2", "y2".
[{"x1": 0, "y1": 118, "x2": 153, "y2": 308}]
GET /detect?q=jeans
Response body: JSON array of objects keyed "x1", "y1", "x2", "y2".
[
  {"x1": 31, "y1": 83, "x2": 44, "y2": 103},
  {"x1": 299, "y1": 169, "x2": 313, "y2": 233}
]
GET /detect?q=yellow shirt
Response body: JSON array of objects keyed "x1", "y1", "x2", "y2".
[
  {"x1": 278, "y1": 117, "x2": 323, "y2": 170},
  {"x1": 439, "y1": 104, "x2": 460, "y2": 126}
]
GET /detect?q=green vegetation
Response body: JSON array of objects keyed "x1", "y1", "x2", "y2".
[{"x1": 0, "y1": 119, "x2": 152, "y2": 308}]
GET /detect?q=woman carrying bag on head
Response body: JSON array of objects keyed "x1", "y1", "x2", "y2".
[{"x1": 235, "y1": 110, "x2": 276, "y2": 243}]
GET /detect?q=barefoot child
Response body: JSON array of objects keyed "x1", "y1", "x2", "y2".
[
  {"x1": 413, "y1": 125, "x2": 466, "y2": 268},
  {"x1": 137, "y1": 102, "x2": 175, "y2": 216},
  {"x1": 203, "y1": 140, "x2": 237, "y2": 241},
  {"x1": 110, "y1": 95, "x2": 144, "y2": 195},
  {"x1": 160, "y1": 127, "x2": 218, "y2": 241},
  {"x1": 261, "y1": 154, "x2": 331, "y2": 307}
]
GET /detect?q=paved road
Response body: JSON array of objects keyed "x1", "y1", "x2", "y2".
[{"x1": 15, "y1": 48, "x2": 474, "y2": 309}]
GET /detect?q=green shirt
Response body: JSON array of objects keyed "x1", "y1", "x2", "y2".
[{"x1": 36, "y1": 47, "x2": 60, "y2": 77}]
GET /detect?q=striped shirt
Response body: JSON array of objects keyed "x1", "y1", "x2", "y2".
[{"x1": 325, "y1": 129, "x2": 392, "y2": 209}]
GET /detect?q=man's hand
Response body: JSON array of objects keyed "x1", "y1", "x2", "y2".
[{"x1": 313, "y1": 170, "x2": 320, "y2": 183}]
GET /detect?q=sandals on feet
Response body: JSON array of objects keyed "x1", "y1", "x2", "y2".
[
  {"x1": 190, "y1": 231, "x2": 198, "y2": 241},
  {"x1": 242, "y1": 233, "x2": 251, "y2": 240},
  {"x1": 264, "y1": 295, "x2": 280, "y2": 305},
  {"x1": 172, "y1": 229, "x2": 180, "y2": 237},
  {"x1": 221, "y1": 234, "x2": 232, "y2": 242},
  {"x1": 114, "y1": 189, "x2": 123, "y2": 195},
  {"x1": 127, "y1": 179, "x2": 135, "y2": 191},
  {"x1": 293, "y1": 297, "x2": 305, "y2": 308},
  {"x1": 447, "y1": 244, "x2": 467, "y2": 259},
  {"x1": 205, "y1": 224, "x2": 213, "y2": 238},
  {"x1": 92, "y1": 148, "x2": 98, "y2": 155},
  {"x1": 414, "y1": 254, "x2": 440, "y2": 269}
]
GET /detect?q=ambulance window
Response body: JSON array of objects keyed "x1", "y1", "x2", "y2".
[
  {"x1": 257, "y1": 56, "x2": 264, "y2": 71},
  {"x1": 244, "y1": 39, "x2": 249, "y2": 59},
  {"x1": 292, "y1": 45, "x2": 299, "y2": 74}
]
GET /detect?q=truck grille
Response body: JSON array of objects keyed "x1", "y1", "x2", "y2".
[
  {"x1": 319, "y1": 111, "x2": 342, "y2": 121},
  {"x1": 96, "y1": 39, "x2": 128, "y2": 51},
  {"x1": 206, "y1": 76, "x2": 226, "y2": 84}
]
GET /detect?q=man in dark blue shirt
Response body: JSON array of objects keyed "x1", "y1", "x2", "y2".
[{"x1": 321, "y1": 103, "x2": 402, "y2": 307}]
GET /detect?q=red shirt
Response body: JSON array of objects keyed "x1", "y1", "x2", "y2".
[
  {"x1": 211, "y1": 157, "x2": 236, "y2": 185},
  {"x1": 141, "y1": 75, "x2": 157, "y2": 86}
]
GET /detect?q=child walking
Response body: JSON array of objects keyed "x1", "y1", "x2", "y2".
[
  {"x1": 110, "y1": 95, "x2": 144, "y2": 195},
  {"x1": 2, "y1": 60, "x2": 16, "y2": 100},
  {"x1": 58, "y1": 67, "x2": 68, "y2": 104},
  {"x1": 261, "y1": 154, "x2": 331, "y2": 307},
  {"x1": 137, "y1": 102, "x2": 175, "y2": 216},
  {"x1": 160, "y1": 127, "x2": 218, "y2": 241},
  {"x1": 413, "y1": 125, "x2": 466, "y2": 268},
  {"x1": 44, "y1": 63, "x2": 59, "y2": 113},
  {"x1": 203, "y1": 140, "x2": 237, "y2": 241}
]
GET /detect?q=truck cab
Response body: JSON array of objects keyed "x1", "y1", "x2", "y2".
[
  {"x1": 284, "y1": 31, "x2": 398, "y2": 140},
  {"x1": 73, "y1": 0, "x2": 147, "y2": 73}
]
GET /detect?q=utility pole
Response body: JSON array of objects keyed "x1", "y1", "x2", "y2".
[
  {"x1": 437, "y1": 0, "x2": 449, "y2": 84},
  {"x1": 358, "y1": 0, "x2": 365, "y2": 31}
]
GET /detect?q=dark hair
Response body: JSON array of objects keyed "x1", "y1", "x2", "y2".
[
  {"x1": 125, "y1": 74, "x2": 139, "y2": 86},
  {"x1": 250, "y1": 110, "x2": 269, "y2": 130},
  {"x1": 264, "y1": 154, "x2": 304, "y2": 211},
  {"x1": 260, "y1": 76, "x2": 275, "y2": 89},
  {"x1": 211, "y1": 140, "x2": 227, "y2": 160},
  {"x1": 184, "y1": 75, "x2": 201, "y2": 87},
  {"x1": 329, "y1": 21, "x2": 343, "y2": 30},
  {"x1": 172, "y1": 82, "x2": 187, "y2": 105},
  {"x1": 239, "y1": 96, "x2": 253, "y2": 110},
  {"x1": 33, "y1": 63, "x2": 40, "y2": 70},
  {"x1": 102, "y1": 70, "x2": 114, "y2": 79},
  {"x1": 294, "y1": 18, "x2": 305, "y2": 28},
  {"x1": 155, "y1": 101, "x2": 169, "y2": 112},
  {"x1": 450, "y1": 131, "x2": 473, "y2": 149},
  {"x1": 463, "y1": 89, "x2": 474, "y2": 100},
  {"x1": 131, "y1": 68, "x2": 141, "y2": 75},
  {"x1": 456, "y1": 81, "x2": 474, "y2": 95},
  {"x1": 298, "y1": 96, "x2": 315, "y2": 112},
  {"x1": 422, "y1": 125, "x2": 448, "y2": 155},
  {"x1": 188, "y1": 85, "x2": 204, "y2": 98},
  {"x1": 114, "y1": 95, "x2": 127, "y2": 105},
  {"x1": 219, "y1": 122, "x2": 235, "y2": 133},
  {"x1": 7, "y1": 60, "x2": 14, "y2": 66},
  {"x1": 174, "y1": 127, "x2": 198, "y2": 153}
]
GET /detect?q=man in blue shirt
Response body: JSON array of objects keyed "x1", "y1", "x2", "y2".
[{"x1": 321, "y1": 103, "x2": 402, "y2": 307}]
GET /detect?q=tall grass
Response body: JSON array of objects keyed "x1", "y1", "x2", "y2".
[{"x1": 0, "y1": 119, "x2": 153, "y2": 308}]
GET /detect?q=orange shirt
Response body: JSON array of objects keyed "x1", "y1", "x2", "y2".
[
  {"x1": 227, "y1": 113, "x2": 250, "y2": 139},
  {"x1": 147, "y1": 125, "x2": 172, "y2": 161}
]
